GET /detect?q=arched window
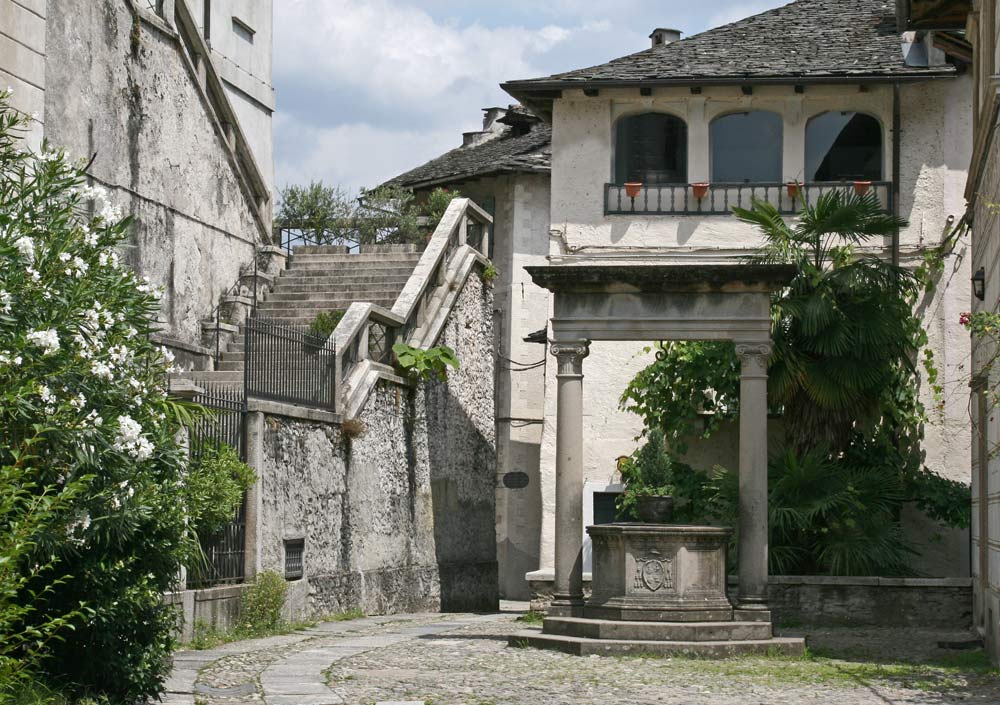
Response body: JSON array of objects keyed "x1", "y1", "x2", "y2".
[
  {"x1": 614, "y1": 113, "x2": 688, "y2": 184},
  {"x1": 806, "y1": 112, "x2": 882, "y2": 182},
  {"x1": 710, "y1": 111, "x2": 783, "y2": 182}
]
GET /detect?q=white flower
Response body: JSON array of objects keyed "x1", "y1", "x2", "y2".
[
  {"x1": 70, "y1": 393, "x2": 86, "y2": 410},
  {"x1": 27, "y1": 328, "x2": 60, "y2": 355},
  {"x1": 99, "y1": 201, "x2": 123, "y2": 224},
  {"x1": 38, "y1": 385, "x2": 56, "y2": 404},
  {"x1": 0, "y1": 291, "x2": 11, "y2": 313},
  {"x1": 113, "y1": 415, "x2": 153, "y2": 462},
  {"x1": 91, "y1": 360, "x2": 114, "y2": 381},
  {"x1": 84, "y1": 409, "x2": 103, "y2": 427},
  {"x1": 14, "y1": 236, "x2": 34, "y2": 260},
  {"x1": 58, "y1": 252, "x2": 71, "y2": 262},
  {"x1": 26, "y1": 266, "x2": 40, "y2": 283},
  {"x1": 83, "y1": 227, "x2": 98, "y2": 247}
]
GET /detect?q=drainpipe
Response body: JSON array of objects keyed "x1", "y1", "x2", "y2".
[{"x1": 892, "y1": 83, "x2": 902, "y2": 267}]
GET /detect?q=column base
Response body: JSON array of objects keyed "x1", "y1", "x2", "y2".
[
  {"x1": 736, "y1": 596, "x2": 770, "y2": 613},
  {"x1": 549, "y1": 595, "x2": 586, "y2": 618}
]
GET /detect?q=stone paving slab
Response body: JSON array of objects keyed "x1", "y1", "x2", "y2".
[{"x1": 167, "y1": 610, "x2": 999, "y2": 705}]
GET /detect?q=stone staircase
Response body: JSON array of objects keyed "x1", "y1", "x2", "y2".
[{"x1": 178, "y1": 245, "x2": 422, "y2": 387}]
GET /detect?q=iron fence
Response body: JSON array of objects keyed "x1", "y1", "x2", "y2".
[
  {"x1": 278, "y1": 227, "x2": 360, "y2": 255},
  {"x1": 187, "y1": 383, "x2": 248, "y2": 589},
  {"x1": 244, "y1": 316, "x2": 338, "y2": 410},
  {"x1": 605, "y1": 181, "x2": 893, "y2": 216}
]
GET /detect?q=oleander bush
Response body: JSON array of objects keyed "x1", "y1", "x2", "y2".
[{"x1": 0, "y1": 92, "x2": 245, "y2": 702}]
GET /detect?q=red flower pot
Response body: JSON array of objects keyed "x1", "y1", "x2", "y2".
[
  {"x1": 786, "y1": 181, "x2": 800, "y2": 199},
  {"x1": 853, "y1": 180, "x2": 872, "y2": 195},
  {"x1": 624, "y1": 182, "x2": 643, "y2": 198},
  {"x1": 692, "y1": 182, "x2": 710, "y2": 200}
]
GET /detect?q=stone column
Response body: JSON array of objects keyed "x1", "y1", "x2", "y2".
[
  {"x1": 735, "y1": 342, "x2": 772, "y2": 610},
  {"x1": 549, "y1": 340, "x2": 590, "y2": 616}
]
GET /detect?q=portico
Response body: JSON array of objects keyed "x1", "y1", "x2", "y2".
[{"x1": 513, "y1": 262, "x2": 801, "y2": 655}]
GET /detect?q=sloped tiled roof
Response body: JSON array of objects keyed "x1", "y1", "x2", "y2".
[
  {"x1": 387, "y1": 122, "x2": 551, "y2": 190},
  {"x1": 503, "y1": 0, "x2": 956, "y2": 109}
]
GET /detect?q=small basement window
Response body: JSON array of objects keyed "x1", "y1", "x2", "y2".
[
  {"x1": 232, "y1": 16, "x2": 255, "y2": 44},
  {"x1": 284, "y1": 538, "x2": 304, "y2": 580}
]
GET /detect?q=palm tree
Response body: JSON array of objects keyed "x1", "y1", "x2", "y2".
[{"x1": 733, "y1": 191, "x2": 915, "y2": 453}]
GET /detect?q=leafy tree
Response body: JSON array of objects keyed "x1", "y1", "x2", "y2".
[
  {"x1": 274, "y1": 182, "x2": 462, "y2": 247},
  {"x1": 0, "y1": 92, "x2": 247, "y2": 701},
  {"x1": 619, "y1": 192, "x2": 969, "y2": 575}
]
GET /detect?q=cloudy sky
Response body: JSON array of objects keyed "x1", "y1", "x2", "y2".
[{"x1": 272, "y1": 0, "x2": 787, "y2": 195}]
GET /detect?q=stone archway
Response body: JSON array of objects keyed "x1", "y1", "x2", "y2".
[{"x1": 526, "y1": 264, "x2": 795, "y2": 620}]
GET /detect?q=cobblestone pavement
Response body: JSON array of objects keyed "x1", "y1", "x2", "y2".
[{"x1": 165, "y1": 608, "x2": 1000, "y2": 705}]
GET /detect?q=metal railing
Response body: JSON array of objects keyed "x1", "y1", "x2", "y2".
[
  {"x1": 605, "y1": 181, "x2": 893, "y2": 216},
  {"x1": 278, "y1": 227, "x2": 361, "y2": 256},
  {"x1": 187, "y1": 383, "x2": 248, "y2": 589},
  {"x1": 244, "y1": 316, "x2": 338, "y2": 410}
]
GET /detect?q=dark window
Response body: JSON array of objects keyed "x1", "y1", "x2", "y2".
[
  {"x1": 593, "y1": 492, "x2": 626, "y2": 525},
  {"x1": 614, "y1": 113, "x2": 688, "y2": 184},
  {"x1": 232, "y1": 16, "x2": 255, "y2": 44},
  {"x1": 284, "y1": 538, "x2": 304, "y2": 580},
  {"x1": 806, "y1": 112, "x2": 882, "y2": 182},
  {"x1": 710, "y1": 111, "x2": 783, "y2": 182}
]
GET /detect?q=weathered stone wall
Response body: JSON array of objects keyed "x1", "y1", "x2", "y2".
[
  {"x1": 254, "y1": 268, "x2": 497, "y2": 619},
  {"x1": 528, "y1": 574, "x2": 971, "y2": 629},
  {"x1": 43, "y1": 0, "x2": 262, "y2": 353}
]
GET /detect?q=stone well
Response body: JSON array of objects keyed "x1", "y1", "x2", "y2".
[{"x1": 511, "y1": 523, "x2": 806, "y2": 657}]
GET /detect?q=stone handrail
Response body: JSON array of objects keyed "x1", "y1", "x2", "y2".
[
  {"x1": 130, "y1": 0, "x2": 272, "y2": 242},
  {"x1": 331, "y1": 198, "x2": 493, "y2": 414}
]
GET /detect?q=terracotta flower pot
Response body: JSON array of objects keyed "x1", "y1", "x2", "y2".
[
  {"x1": 692, "y1": 182, "x2": 710, "y2": 200},
  {"x1": 624, "y1": 182, "x2": 643, "y2": 198},
  {"x1": 853, "y1": 180, "x2": 872, "y2": 195},
  {"x1": 636, "y1": 496, "x2": 675, "y2": 524},
  {"x1": 786, "y1": 181, "x2": 800, "y2": 199}
]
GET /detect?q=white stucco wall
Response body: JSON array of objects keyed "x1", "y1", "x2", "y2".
[
  {"x1": 0, "y1": 0, "x2": 45, "y2": 148},
  {"x1": 532, "y1": 76, "x2": 974, "y2": 579}
]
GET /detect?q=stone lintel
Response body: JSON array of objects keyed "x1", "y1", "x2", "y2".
[{"x1": 526, "y1": 263, "x2": 797, "y2": 294}]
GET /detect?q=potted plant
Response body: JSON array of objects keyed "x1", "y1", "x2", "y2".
[
  {"x1": 853, "y1": 180, "x2": 872, "y2": 195},
  {"x1": 786, "y1": 181, "x2": 800, "y2": 199},
  {"x1": 616, "y1": 429, "x2": 678, "y2": 524},
  {"x1": 692, "y1": 182, "x2": 710, "y2": 200},
  {"x1": 624, "y1": 182, "x2": 643, "y2": 199}
]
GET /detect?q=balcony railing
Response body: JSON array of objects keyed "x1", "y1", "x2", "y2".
[{"x1": 605, "y1": 181, "x2": 893, "y2": 216}]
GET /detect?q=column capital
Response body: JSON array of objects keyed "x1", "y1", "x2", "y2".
[
  {"x1": 550, "y1": 340, "x2": 590, "y2": 377},
  {"x1": 735, "y1": 342, "x2": 773, "y2": 378}
]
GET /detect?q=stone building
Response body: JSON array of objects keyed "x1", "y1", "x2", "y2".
[
  {"x1": 0, "y1": 0, "x2": 274, "y2": 361},
  {"x1": 389, "y1": 107, "x2": 552, "y2": 599},
  {"x1": 394, "y1": 0, "x2": 976, "y2": 599},
  {"x1": 2, "y1": 1, "x2": 501, "y2": 628},
  {"x1": 899, "y1": 0, "x2": 1000, "y2": 665}
]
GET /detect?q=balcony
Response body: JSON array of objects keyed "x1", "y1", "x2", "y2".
[{"x1": 604, "y1": 181, "x2": 893, "y2": 217}]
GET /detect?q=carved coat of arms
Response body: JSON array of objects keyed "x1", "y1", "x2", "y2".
[{"x1": 634, "y1": 552, "x2": 674, "y2": 592}]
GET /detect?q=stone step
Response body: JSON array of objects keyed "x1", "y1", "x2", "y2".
[
  {"x1": 293, "y1": 244, "x2": 420, "y2": 255},
  {"x1": 258, "y1": 299, "x2": 396, "y2": 311},
  {"x1": 174, "y1": 371, "x2": 246, "y2": 384},
  {"x1": 288, "y1": 255, "x2": 421, "y2": 267},
  {"x1": 507, "y1": 630, "x2": 806, "y2": 658},
  {"x1": 541, "y1": 617, "x2": 773, "y2": 642},
  {"x1": 278, "y1": 266, "x2": 418, "y2": 279},
  {"x1": 265, "y1": 289, "x2": 404, "y2": 302},
  {"x1": 273, "y1": 273, "x2": 413, "y2": 285}
]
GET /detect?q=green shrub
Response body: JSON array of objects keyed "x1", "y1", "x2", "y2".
[
  {"x1": 238, "y1": 571, "x2": 287, "y2": 637},
  {"x1": 308, "y1": 310, "x2": 344, "y2": 340},
  {"x1": 422, "y1": 187, "x2": 461, "y2": 229},
  {"x1": 0, "y1": 91, "x2": 244, "y2": 700},
  {"x1": 392, "y1": 343, "x2": 459, "y2": 381},
  {"x1": 481, "y1": 263, "x2": 498, "y2": 282},
  {"x1": 616, "y1": 429, "x2": 713, "y2": 523},
  {"x1": 185, "y1": 443, "x2": 256, "y2": 536}
]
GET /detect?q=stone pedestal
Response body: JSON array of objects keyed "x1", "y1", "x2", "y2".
[
  {"x1": 586, "y1": 524, "x2": 733, "y2": 622},
  {"x1": 510, "y1": 523, "x2": 805, "y2": 658}
]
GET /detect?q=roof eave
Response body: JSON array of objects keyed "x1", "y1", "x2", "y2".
[{"x1": 393, "y1": 164, "x2": 552, "y2": 192}]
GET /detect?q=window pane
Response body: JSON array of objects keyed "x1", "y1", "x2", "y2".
[
  {"x1": 806, "y1": 112, "x2": 882, "y2": 182},
  {"x1": 710, "y1": 112, "x2": 783, "y2": 182},
  {"x1": 615, "y1": 113, "x2": 688, "y2": 184}
]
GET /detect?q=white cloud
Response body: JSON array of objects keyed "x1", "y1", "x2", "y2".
[{"x1": 274, "y1": 115, "x2": 458, "y2": 193}]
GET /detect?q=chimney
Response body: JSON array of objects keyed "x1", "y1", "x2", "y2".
[{"x1": 650, "y1": 28, "x2": 682, "y2": 48}]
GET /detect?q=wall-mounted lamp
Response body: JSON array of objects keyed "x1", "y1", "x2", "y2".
[{"x1": 973, "y1": 267, "x2": 986, "y2": 301}]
